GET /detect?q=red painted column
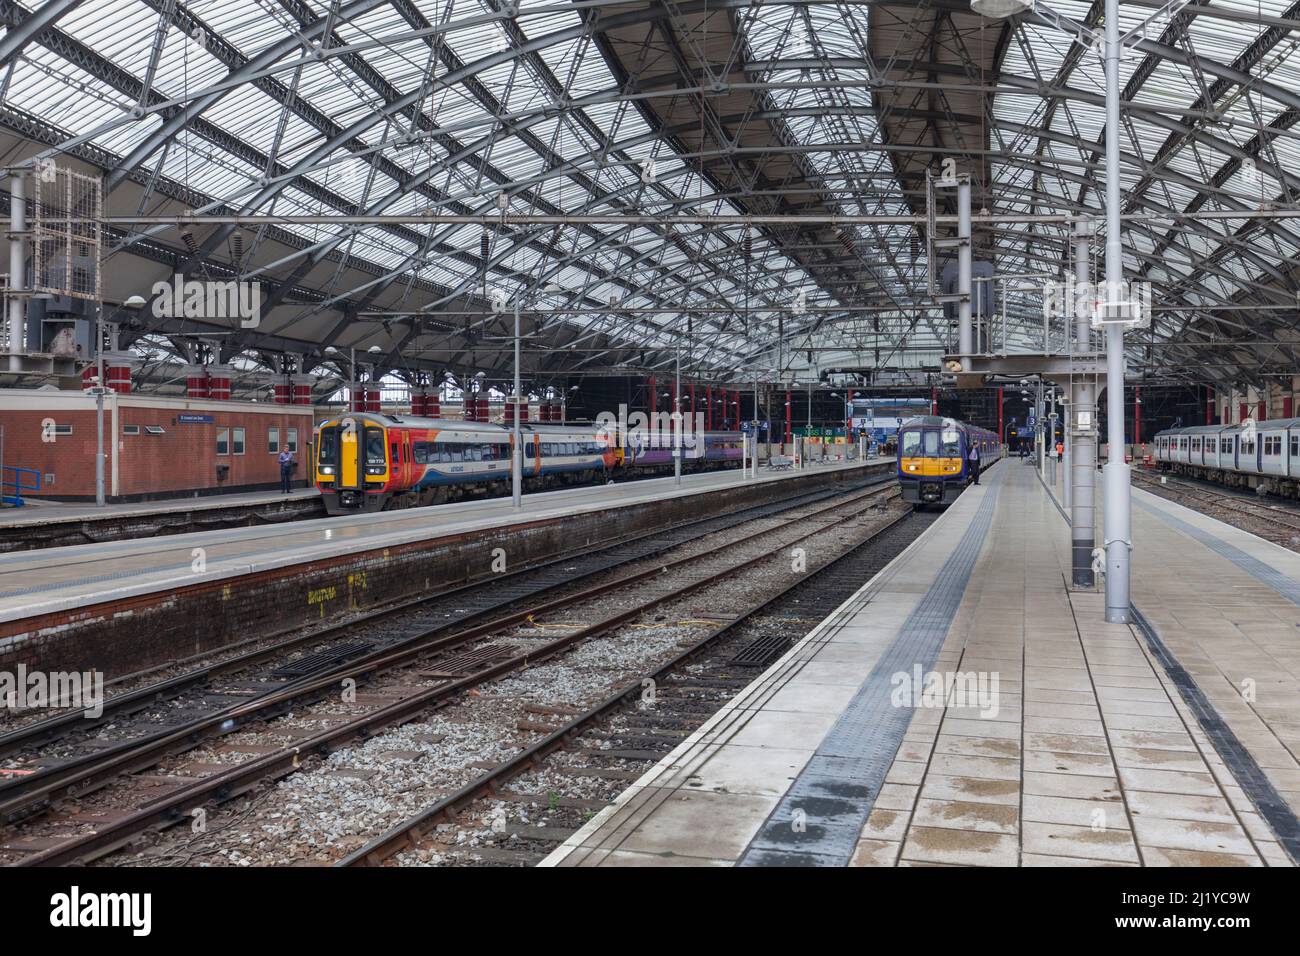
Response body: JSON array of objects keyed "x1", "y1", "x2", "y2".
[
  {"x1": 689, "y1": 383, "x2": 696, "y2": 430},
  {"x1": 785, "y1": 389, "x2": 792, "y2": 449},
  {"x1": 1284, "y1": 396, "x2": 1294, "y2": 419},
  {"x1": 1206, "y1": 387, "x2": 1213, "y2": 425},
  {"x1": 1134, "y1": 385, "x2": 1141, "y2": 445},
  {"x1": 930, "y1": 385, "x2": 937, "y2": 416},
  {"x1": 998, "y1": 386, "x2": 1004, "y2": 444},
  {"x1": 734, "y1": 390, "x2": 740, "y2": 431},
  {"x1": 705, "y1": 385, "x2": 712, "y2": 430},
  {"x1": 647, "y1": 376, "x2": 656, "y2": 415},
  {"x1": 1257, "y1": 400, "x2": 1267, "y2": 422},
  {"x1": 1240, "y1": 402, "x2": 1248, "y2": 423},
  {"x1": 846, "y1": 390, "x2": 855, "y2": 434},
  {"x1": 185, "y1": 366, "x2": 209, "y2": 399}
]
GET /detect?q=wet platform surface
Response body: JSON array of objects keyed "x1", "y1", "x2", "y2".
[{"x1": 543, "y1": 460, "x2": 1300, "y2": 867}]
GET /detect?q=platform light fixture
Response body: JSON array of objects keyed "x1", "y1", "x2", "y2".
[{"x1": 969, "y1": 0, "x2": 1034, "y2": 18}]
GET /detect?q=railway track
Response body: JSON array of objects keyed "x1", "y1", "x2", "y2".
[
  {"x1": 339, "y1": 507, "x2": 933, "y2": 867},
  {"x1": 0, "y1": 469, "x2": 882, "y2": 753},
  {"x1": 2, "y1": 476, "x2": 898, "y2": 865},
  {"x1": 1132, "y1": 469, "x2": 1300, "y2": 548}
]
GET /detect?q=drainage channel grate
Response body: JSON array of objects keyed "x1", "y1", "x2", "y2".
[
  {"x1": 729, "y1": 633, "x2": 792, "y2": 668},
  {"x1": 271, "y1": 642, "x2": 375, "y2": 679},
  {"x1": 422, "y1": 644, "x2": 515, "y2": 677}
]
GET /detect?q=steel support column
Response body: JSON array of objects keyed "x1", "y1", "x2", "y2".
[
  {"x1": 512, "y1": 298, "x2": 522, "y2": 510},
  {"x1": 1071, "y1": 217, "x2": 1097, "y2": 589},
  {"x1": 958, "y1": 176, "x2": 973, "y2": 360},
  {"x1": 7, "y1": 173, "x2": 25, "y2": 353},
  {"x1": 1103, "y1": 0, "x2": 1132, "y2": 623}
]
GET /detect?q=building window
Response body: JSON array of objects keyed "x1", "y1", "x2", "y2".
[
  {"x1": 145, "y1": 425, "x2": 165, "y2": 435},
  {"x1": 268, "y1": 426, "x2": 280, "y2": 453},
  {"x1": 123, "y1": 424, "x2": 141, "y2": 436},
  {"x1": 217, "y1": 428, "x2": 230, "y2": 455},
  {"x1": 286, "y1": 428, "x2": 298, "y2": 454},
  {"x1": 53, "y1": 424, "x2": 73, "y2": 436},
  {"x1": 232, "y1": 427, "x2": 246, "y2": 455}
]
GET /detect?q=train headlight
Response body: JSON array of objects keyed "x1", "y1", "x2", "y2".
[
  {"x1": 365, "y1": 466, "x2": 384, "y2": 475},
  {"x1": 320, "y1": 466, "x2": 334, "y2": 475}
]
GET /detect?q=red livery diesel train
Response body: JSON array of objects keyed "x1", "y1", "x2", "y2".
[{"x1": 314, "y1": 411, "x2": 747, "y2": 514}]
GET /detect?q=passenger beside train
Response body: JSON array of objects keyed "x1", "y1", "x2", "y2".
[{"x1": 278, "y1": 445, "x2": 296, "y2": 494}]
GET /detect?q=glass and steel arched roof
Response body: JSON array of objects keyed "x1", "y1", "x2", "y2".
[{"x1": 3, "y1": 0, "x2": 1299, "y2": 394}]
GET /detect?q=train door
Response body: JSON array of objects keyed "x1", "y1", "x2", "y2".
[
  {"x1": 388, "y1": 433, "x2": 406, "y2": 486},
  {"x1": 338, "y1": 418, "x2": 363, "y2": 490}
]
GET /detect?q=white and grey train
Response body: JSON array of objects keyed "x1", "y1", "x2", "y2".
[{"x1": 1153, "y1": 420, "x2": 1300, "y2": 497}]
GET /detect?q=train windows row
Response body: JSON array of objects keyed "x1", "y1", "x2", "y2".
[
  {"x1": 408, "y1": 439, "x2": 602, "y2": 464},
  {"x1": 412, "y1": 441, "x2": 509, "y2": 464},
  {"x1": 538, "y1": 441, "x2": 602, "y2": 456}
]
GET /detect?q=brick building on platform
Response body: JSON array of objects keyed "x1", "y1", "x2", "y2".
[{"x1": 0, "y1": 389, "x2": 316, "y2": 502}]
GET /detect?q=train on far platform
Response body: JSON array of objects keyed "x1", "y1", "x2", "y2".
[
  {"x1": 314, "y1": 411, "x2": 750, "y2": 514},
  {"x1": 1154, "y1": 419, "x2": 1300, "y2": 498},
  {"x1": 896, "y1": 415, "x2": 1002, "y2": 505}
]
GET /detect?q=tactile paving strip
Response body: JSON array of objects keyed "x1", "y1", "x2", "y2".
[
  {"x1": 737, "y1": 472, "x2": 1004, "y2": 866},
  {"x1": 1133, "y1": 497, "x2": 1300, "y2": 607},
  {"x1": 1043, "y1": 475, "x2": 1300, "y2": 864}
]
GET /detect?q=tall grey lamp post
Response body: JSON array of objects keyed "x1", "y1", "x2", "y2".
[
  {"x1": 972, "y1": 0, "x2": 1131, "y2": 622},
  {"x1": 513, "y1": 296, "x2": 522, "y2": 509}
]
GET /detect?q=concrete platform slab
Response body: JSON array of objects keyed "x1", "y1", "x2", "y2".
[{"x1": 542, "y1": 459, "x2": 1300, "y2": 867}]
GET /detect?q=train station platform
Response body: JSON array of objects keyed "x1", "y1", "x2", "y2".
[
  {"x1": 0, "y1": 486, "x2": 320, "y2": 529},
  {"x1": 542, "y1": 459, "x2": 1300, "y2": 867},
  {"x1": 0, "y1": 458, "x2": 887, "y2": 676}
]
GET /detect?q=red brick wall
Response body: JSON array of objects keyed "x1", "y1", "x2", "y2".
[
  {"x1": 0, "y1": 408, "x2": 97, "y2": 496},
  {"x1": 0, "y1": 396, "x2": 315, "y2": 501},
  {"x1": 114, "y1": 406, "x2": 313, "y2": 496}
]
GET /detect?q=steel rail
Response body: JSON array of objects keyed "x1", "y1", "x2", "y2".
[
  {"x1": 0, "y1": 464, "x2": 887, "y2": 766},
  {"x1": 1133, "y1": 470, "x2": 1300, "y2": 535},
  {"x1": 12, "y1": 485, "x2": 902, "y2": 866},
  {"x1": 337, "y1": 507, "x2": 916, "y2": 867}
]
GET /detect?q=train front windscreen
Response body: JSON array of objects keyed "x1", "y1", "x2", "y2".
[
  {"x1": 898, "y1": 425, "x2": 965, "y2": 503},
  {"x1": 899, "y1": 426, "x2": 962, "y2": 463}
]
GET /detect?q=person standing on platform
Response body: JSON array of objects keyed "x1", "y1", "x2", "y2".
[
  {"x1": 278, "y1": 445, "x2": 295, "y2": 494},
  {"x1": 968, "y1": 441, "x2": 981, "y2": 485}
]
